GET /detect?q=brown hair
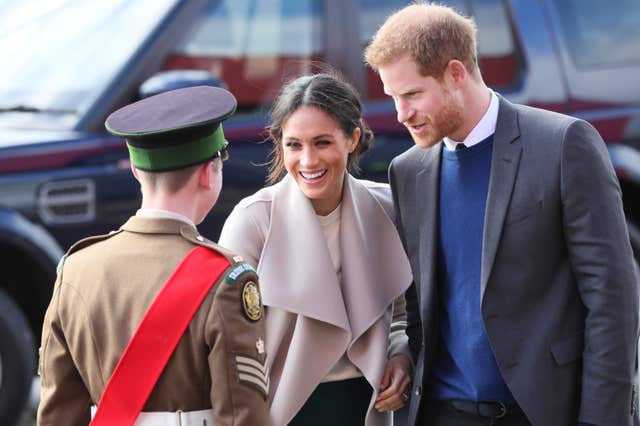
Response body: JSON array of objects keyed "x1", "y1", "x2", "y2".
[
  {"x1": 266, "y1": 73, "x2": 374, "y2": 184},
  {"x1": 364, "y1": 2, "x2": 478, "y2": 79},
  {"x1": 136, "y1": 158, "x2": 221, "y2": 194}
]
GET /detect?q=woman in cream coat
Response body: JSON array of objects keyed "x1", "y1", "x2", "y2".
[{"x1": 219, "y1": 73, "x2": 413, "y2": 426}]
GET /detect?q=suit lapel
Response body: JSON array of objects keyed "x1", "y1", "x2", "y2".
[
  {"x1": 480, "y1": 97, "x2": 522, "y2": 299},
  {"x1": 416, "y1": 143, "x2": 442, "y2": 313}
]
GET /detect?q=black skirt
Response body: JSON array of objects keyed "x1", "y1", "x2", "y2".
[{"x1": 288, "y1": 376, "x2": 373, "y2": 426}]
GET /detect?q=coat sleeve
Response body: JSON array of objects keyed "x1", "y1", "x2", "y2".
[
  {"x1": 37, "y1": 276, "x2": 92, "y2": 426},
  {"x1": 560, "y1": 119, "x2": 639, "y2": 425},
  {"x1": 206, "y1": 266, "x2": 269, "y2": 426},
  {"x1": 388, "y1": 296, "x2": 412, "y2": 362},
  {"x1": 219, "y1": 203, "x2": 266, "y2": 269}
]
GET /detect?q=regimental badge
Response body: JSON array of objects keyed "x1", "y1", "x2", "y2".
[
  {"x1": 242, "y1": 281, "x2": 263, "y2": 321},
  {"x1": 233, "y1": 255, "x2": 244, "y2": 263}
]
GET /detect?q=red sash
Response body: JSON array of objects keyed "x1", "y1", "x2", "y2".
[{"x1": 90, "y1": 246, "x2": 230, "y2": 426}]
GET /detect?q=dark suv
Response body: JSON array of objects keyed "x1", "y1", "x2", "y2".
[{"x1": 1, "y1": 0, "x2": 639, "y2": 424}]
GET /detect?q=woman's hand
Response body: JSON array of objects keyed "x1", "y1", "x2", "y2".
[{"x1": 374, "y1": 353, "x2": 413, "y2": 412}]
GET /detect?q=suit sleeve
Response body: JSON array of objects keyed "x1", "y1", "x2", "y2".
[
  {"x1": 389, "y1": 159, "x2": 423, "y2": 363},
  {"x1": 37, "y1": 277, "x2": 92, "y2": 426},
  {"x1": 560, "y1": 119, "x2": 639, "y2": 425},
  {"x1": 206, "y1": 267, "x2": 269, "y2": 426}
]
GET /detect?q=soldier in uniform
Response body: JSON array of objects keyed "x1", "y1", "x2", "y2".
[{"x1": 37, "y1": 86, "x2": 269, "y2": 426}]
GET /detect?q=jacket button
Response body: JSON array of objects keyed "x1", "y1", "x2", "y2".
[{"x1": 415, "y1": 385, "x2": 422, "y2": 396}]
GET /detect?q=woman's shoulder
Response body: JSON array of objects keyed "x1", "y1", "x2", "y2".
[
  {"x1": 234, "y1": 185, "x2": 276, "y2": 211},
  {"x1": 350, "y1": 177, "x2": 395, "y2": 219},
  {"x1": 351, "y1": 177, "x2": 392, "y2": 203}
]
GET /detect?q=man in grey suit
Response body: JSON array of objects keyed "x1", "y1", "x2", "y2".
[{"x1": 365, "y1": 3, "x2": 639, "y2": 426}]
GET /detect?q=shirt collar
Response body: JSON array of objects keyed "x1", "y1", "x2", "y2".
[
  {"x1": 443, "y1": 89, "x2": 499, "y2": 151},
  {"x1": 135, "y1": 208, "x2": 196, "y2": 228}
]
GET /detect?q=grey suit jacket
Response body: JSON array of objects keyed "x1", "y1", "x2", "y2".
[{"x1": 389, "y1": 96, "x2": 639, "y2": 426}]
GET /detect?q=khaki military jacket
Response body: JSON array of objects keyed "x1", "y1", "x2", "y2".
[{"x1": 37, "y1": 216, "x2": 269, "y2": 426}]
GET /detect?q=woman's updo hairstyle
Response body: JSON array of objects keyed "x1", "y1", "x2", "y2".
[{"x1": 266, "y1": 72, "x2": 374, "y2": 184}]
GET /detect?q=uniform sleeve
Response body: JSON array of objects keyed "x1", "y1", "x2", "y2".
[
  {"x1": 37, "y1": 277, "x2": 92, "y2": 426},
  {"x1": 560, "y1": 120, "x2": 639, "y2": 425},
  {"x1": 219, "y1": 204, "x2": 266, "y2": 269},
  {"x1": 206, "y1": 266, "x2": 269, "y2": 426}
]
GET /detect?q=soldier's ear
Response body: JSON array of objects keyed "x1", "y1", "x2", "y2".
[
  {"x1": 130, "y1": 163, "x2": 141, "y2": 182},
  {"x1": 198, "y1": 160, "x2": 214, "y2": 189}
]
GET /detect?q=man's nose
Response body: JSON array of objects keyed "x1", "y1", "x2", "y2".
[{"x1": 396, "y1": 99, "x2": 413, "y2": 124}]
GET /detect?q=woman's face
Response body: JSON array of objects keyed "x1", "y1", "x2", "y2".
[{"x1": 282, "y1": 106, "x2": 359, "y2": 215}]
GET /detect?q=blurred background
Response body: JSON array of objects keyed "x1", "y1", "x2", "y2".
[{"x1": 1, "y1": 0, "x2": 639, "y2": 424}]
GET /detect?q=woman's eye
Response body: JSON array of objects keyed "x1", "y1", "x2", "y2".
[{"x1": 316, "y1": 140, "x2": 331, "y2": 146}]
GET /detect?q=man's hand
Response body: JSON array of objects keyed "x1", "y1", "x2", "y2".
[{"x1": 374, "y1": 354, "x2": 413, "y2": 412}]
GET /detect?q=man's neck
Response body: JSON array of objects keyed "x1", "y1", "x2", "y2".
[
  {"x1": 139, "y1": 192, "x2": 200, "y2": 224},
  {"x1": 450, "y1": 83, "x2": 492, "y2": 142}
]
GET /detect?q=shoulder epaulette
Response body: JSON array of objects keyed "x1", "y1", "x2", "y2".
[
  {"x1": 178, "y1": 226, "x2": 256, "y2": 285},
  {"x1": 179, "y1": 226, "x2": 246, "y2": 265},
  {"x1": 57, "y1": 229, "x2": 123, "y2": 273}
]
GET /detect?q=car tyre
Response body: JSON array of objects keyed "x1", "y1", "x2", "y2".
[{"x1": 0, "y1": 289, "x2": 35, "y2": 426}]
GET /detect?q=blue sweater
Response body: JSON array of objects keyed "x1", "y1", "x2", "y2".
[{"x1": 429, "y1": 135, "x2": 515, "y2": 403}]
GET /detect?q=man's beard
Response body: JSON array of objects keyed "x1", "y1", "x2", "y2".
[{"x1": 409, "y1": 93, "x2": 464, "y2": 148}]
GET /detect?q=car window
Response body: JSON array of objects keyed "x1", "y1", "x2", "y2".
[
  {"x1": 166, "y1": 0, "x2": 323, "y2": 109},
  {"x1": 550, "y1": 0, "x2": 640, "y2": 68},
  {"x1": 0, "y1": 0, "x2": 180, "y2": 130}
]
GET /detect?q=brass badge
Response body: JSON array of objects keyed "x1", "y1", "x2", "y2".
[{"x1": 242, "y1": 281, "x2": 263, "y2": 321}]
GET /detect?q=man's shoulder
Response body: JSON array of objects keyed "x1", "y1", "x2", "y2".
[
  {"x1": 503, "y1": 98, "x2": 580, "y2": 135},
  {"x1": 391, "y1": 145, "x2": 426, "y2": 170},
  {"x1": 58, "y1": 230, "x2": 124, "y2": 273}
]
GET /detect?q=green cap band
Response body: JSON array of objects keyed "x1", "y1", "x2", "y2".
[{"x1": 127, "y1": 125, "x2": 226, "y2": 171}]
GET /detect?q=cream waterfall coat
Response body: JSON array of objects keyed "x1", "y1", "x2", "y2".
[{"x1": 219, "y1": 174, "x2": 412, "y2": 426}]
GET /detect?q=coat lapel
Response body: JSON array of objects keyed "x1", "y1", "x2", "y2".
[
  {"x1": 341, "y1": 177, "x2": 412, "y2": 425},
  {"x1": 258, "y1": 175, "x2": 350, "y2": 330},
  {"x1": 480, "y1": 96, "x2": 522, "y2": 299},
  {"x1": 340, "y1": 175, "x2": 412, "y2": 340}
]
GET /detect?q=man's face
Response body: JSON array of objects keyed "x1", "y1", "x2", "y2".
[{"x1": 379, "y1": 53, "x2": 464, "y2": 148}]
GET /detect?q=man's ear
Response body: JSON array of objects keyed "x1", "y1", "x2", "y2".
[
  {"x1": 130, "y1": 163, "x2": 141, "y2": 182},
  {"x1": 198, "y1": 161, "x2": 214, "y2": 189},
  {"x1": 445, "y1": 59, "x2": 468, "y2": 88}
]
